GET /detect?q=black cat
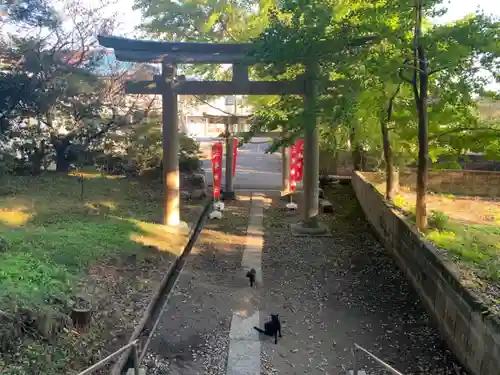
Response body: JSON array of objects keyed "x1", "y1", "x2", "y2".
[
  {"x1": 246, "y1": 268, "x2": 256, "y2": 287},
  {"x1": 254, "y1": 314, "x2": 282, "y2": 344}
]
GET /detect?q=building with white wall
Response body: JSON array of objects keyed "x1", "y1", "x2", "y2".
[{"x1": 179, "y1": 95, "x2": 253, "y2": 138}]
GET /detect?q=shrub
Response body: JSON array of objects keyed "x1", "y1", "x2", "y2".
[
  {"x1": 123, "y1": 131, "x2": 201, "y2": 177},
  {"x1": 95, "y1": 155, "x2": 138, "y2": 176},
  {"x1": 428, "y1": 210, "x2": 449, "y2": 230},
  {"x1": 392, "y1": 194, "x2": 408, "y2": 209}
]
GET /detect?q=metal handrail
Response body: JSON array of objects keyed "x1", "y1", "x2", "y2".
[
  {"x1": 352, "y1": 343, "x2": 404, "y2": 375},
  {"x1": 77, "y1": 340, "x2": 141, "y2": 375}
]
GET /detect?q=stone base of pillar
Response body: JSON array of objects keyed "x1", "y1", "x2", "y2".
[
  {"x1": 222, "y1": 191, "x2": 236, "y2": 201},
  {"x1": 280, "y1": 191, "x2": 295, "y2": 202},
  {"x1": 290, "y1": 220, "x2": 330, "y2": 237},
  {"x1": 161, "y1": 221, "x2": 190, "y2": 234}
]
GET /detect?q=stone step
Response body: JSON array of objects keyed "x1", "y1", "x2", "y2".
[
  {"x1": 319, "y1": 187, "x2": 325, "y2": 198},
  {"x1": 319, "y1": 198, "x2": 334, "y2": 213}
]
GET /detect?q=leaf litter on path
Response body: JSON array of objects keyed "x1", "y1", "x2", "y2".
[
  {"x1": 143, "y1": 198, "x2": 252, "y2": 375},
  {"x1": 259, "y1": 186, "x2": 469, "y2": 375}
]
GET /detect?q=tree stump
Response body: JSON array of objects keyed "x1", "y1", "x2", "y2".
[{"x1": 71, "y1": 295, "x2": 92, "y2": 329}]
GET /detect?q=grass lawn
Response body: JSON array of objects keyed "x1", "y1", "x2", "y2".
[
  {"x1": 374, "y1": 184, "x2": 500, "y2": 314},
  {"x1": 0, "y1": 171, "x2": 204, "y2": 374}
]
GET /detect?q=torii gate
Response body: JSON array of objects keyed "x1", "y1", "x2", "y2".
[{"x1": 97, "y1": 35, "x2": 339, "y2": 234}]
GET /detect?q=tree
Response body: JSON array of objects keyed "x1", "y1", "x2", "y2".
[
  {"x1": 133, "y1": 0, "x2": 275, "y2": 80},
  {"x1": 1, "y1": 0, "x2": 154, "y2": 173},
  {"x1": 398, "y1": 2, "x2": 500, "y2": 230},
  {"x1": 250, "y1": 0, "x2": 499, "y2": 226}
]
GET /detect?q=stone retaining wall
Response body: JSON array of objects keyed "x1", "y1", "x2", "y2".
[
  {"x1": 363, "y1": 169, "x2": 500, "y2": 197},
  {"x1": 352, "y1": 171, "x2": 500, "y2": 375}
]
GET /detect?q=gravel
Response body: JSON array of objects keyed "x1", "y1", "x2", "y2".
[
  {"x1": 260, "y1": 185, "x2": 469, "y2": 375},
  {"x1": 143, "y1": 329, "x2": 230, "y2": 375}
]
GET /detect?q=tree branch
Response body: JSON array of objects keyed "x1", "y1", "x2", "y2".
[
  {"x1": 430, "y1": 126, "x2": 500, "y2": 140},
  {"x1": 387, "y1": 83, "x2": 402, "y2": 123},
  {"x1": 428, "y1": 57, "x2": 474, "y2": 75}
]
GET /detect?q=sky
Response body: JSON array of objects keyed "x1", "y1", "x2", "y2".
[
  {"x1": 3, "y1": 0, "x2": 499, "y2": 37},
  {"x1": 2, "y1": 0, "x2": 499, "y2": 87},
  {"x1": 107, "y1": 0, "x2": 500, "y2": 37},
  {"x1": 433, "y1": 0, "x2": 498, "y2": 24}
]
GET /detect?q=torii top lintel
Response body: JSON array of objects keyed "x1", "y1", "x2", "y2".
[
  {"x1": 98, "y1": 34, "x2": 378, "y2": 65},
  {"x1": 98, "y1": 34, "x2": 255, "y2": 64}
]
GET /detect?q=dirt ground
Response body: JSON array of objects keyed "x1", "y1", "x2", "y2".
[
  {"x1": 143, "y1": 197, "x2": 252, "y2": 375},
  {"x1": 373, "y1": 185, "x2": 500, "y2": 316},
  {"x1": 397, "y1": 188, "x2": 500, "y2": 226},
  {"x1": 260, "y1": 186, "x2": 468, "y2": 375}
]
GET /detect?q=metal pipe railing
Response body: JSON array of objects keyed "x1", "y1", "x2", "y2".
[
  {"x1": 77, "y1": 340, "x2": 140, "y2": 375},
  {"x1": 352, "y1": 343, "x2": 404, "y2": 375}
]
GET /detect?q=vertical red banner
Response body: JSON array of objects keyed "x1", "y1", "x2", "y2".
[
  {"x1": 295, "y1": 139, "x2": 304, "y2": 181},
  {"x1": 211, "y1": 142, "x2": 223, "y2": 200},
  {"x1": 289, "y1": 139, "x2": 304, "y2": 192},
  {"x1": 289, "y1": 142, "x2": 298, "y2": 192},
  {"x1": 232, "y1": 138, "x2": 238, "y2": 177}
]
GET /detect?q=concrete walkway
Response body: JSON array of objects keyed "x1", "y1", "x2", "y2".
[
  {"x1": 143, "y1": 194, "x2": 267, "y2": 375},
  {"x1": 226, "y1": 193, "x2": 265, "y2": 375}
]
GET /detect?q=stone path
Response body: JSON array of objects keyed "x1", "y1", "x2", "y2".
[{"x1": 226, "y1": 193, "x2": 265, "y2": 375}]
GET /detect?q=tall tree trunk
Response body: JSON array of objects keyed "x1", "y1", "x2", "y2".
[
  {"x1": 331, "y1": 150, "x2": 339, "y2": 175},
  {"x1": 55, "y1": 149, "x2": 70, "y2": 172},
  {"x1": 330, "y1": 134, "x2": 338, "y2": 175},
  {"x1": 30, "y1": 140, "x2": 46, "y2": 175},
  {"x1": 349, "y1": 123, "x2": 362, "y2": 171},
  {"x1": 381, "y1": 85, "x2": 401, "y2": 201},
  {"x1": 53, "y1": 138, "x2": 71, "y2": 173},
  {"x1": 381, "y1": 119, "x2": 396, "y2": 200},
  {"x1": 413, "y1": 0, "x2": 429, "y2": 231},
  {"x1": 415, "y1": 46, "x2": 429, "y2": 231}
]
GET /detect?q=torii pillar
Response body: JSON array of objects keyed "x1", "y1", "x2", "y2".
[
  {"x1": 290, "y1": 61, "x2": 327, "y2": 235},
  {"x1": 161, "y1": 63, "x2": 184, "y2": 228}
]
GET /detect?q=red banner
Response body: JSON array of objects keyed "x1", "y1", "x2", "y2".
[
  {"x1": 211, "y1": 142, "x2": 223, "y2": 200},
  {"x1": 289, "y1": 139, "x2": 305, "y2": 192},
  {"x1": 232, "y1": 139, "x2": 238, "y2": 177}
]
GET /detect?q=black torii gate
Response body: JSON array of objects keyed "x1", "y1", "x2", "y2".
[{"x1": 97, "y1": 35, "x2": 345, "y2": 234}]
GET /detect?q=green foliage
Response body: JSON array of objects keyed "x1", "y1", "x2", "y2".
[
  {"x1": 133, "y1": 0, "x2": 275, "y2": 79},
  {"x1": 0, "y1": 0, "x2": 150, "y2": 174},
  {"x1": 426, "y1": 224, "x2": 500, "y2": 281},
  {"x1": 428, "y1": 210, "x2": 449, "y2": 230},
  {"x1": 179, "y1": 135, "x2": 202, "y2": 173},
  {"x1": 245, "y1": 0, "x2": 500, "y2": 169},
  {"x1": 1, "y1": 0, "x2": 60, "y2": 27},
  {"x1": 392, "y1": 194, "x2": 409, "y2": 210},
  {"x1": 122, "y1": 115, "x2": 202, "y2": 176}
]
